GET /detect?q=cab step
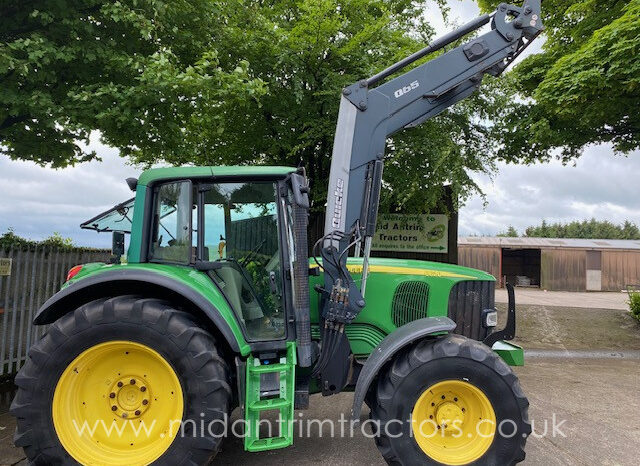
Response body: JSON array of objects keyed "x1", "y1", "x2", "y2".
[{"x1": 244, "y1": 342, "x2": 296, "y2": 452}]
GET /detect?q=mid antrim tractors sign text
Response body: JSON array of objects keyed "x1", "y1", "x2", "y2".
[{"x1": 372, "y1": 214, "x2": 448, "y2": 254}]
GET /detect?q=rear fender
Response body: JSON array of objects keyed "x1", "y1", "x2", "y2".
[
  {"x1": 34, "y1": 268, "x2": 248, "y2": 355},
  {"x1": 350, "y1": 316, "x2": 456, "y2": 420}
]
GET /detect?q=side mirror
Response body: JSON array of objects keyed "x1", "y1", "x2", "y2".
[
  {"x1": 289, "y1": 173, "x2": 310, "y2": 209},
  {"x1": 112, "y1": 231, "x2": 126, "y2": 262}
]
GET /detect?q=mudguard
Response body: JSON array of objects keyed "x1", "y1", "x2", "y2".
[
  {"x1": 33, "y1": 268, "x2": 243, "y2": 353},
  {"x1": 350, "y1": 316, "x2": 456, "y2": 420}
]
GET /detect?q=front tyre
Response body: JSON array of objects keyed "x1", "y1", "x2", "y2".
[
  {"x1": 11, "y1": 296, "x2": 232, "y2": 465},
  {"x1": 370, "y1": 334, "x2": 530, "y2": 466}
]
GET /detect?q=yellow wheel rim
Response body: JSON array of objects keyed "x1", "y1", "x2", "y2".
[
  {"x1": 411, "y1": 380, "x2": 496, "y2": 465},
  {"x1": 52, "y1": 341, "x2": 184, "y2": 465}
]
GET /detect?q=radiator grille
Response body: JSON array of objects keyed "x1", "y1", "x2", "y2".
[
  {"x1": 392, "y1": 281, "x2": 430, "y2": 327},
  {"x1": 448, "y1": 280, "x2": 495, "y2": 341}
]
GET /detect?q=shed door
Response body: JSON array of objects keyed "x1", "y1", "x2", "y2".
[
  {"x1": 586, "y1": 250, "x2": 602, "y2": 291},
  {"x1": 541, "y1": 249, "x2": 587, "y2": 291}
]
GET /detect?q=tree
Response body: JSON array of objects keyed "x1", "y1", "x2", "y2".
[
  {"x1": 478, "y1": 0, "x2": 640, "y2": 162},
  {"x1": 0, "y1": 0, "x2": 264, "y2": 167},
  {"x1": 128, "y1": 0, "x2": 505, "y2": 213},
  {"x1": 524, "y1": 219, "x2": 640, "y2": 239},
  {"x1": 1, "y1": 0, "x2": 519, "y2": 214},
  {"x1": 498, "y1": 225, "x2": 519, "y2": 237}
]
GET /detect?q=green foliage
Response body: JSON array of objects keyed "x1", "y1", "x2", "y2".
[
  {"x1": 629, "y1": 289, "x2": 640, "y2": 322},
  {"x1": 39, "y1": 232, "x2": 74, "y2": 249},
  {"x1": 478, "y1": 0, "x2": 640, "y2": 161},
  {"x1": 0, "y1": 229, "x2": 35, "y2": 249},
  {"x1": 523, "y1": 219, "x2": 640, "y2": 239},
  {"x1": 0, "y1": 0, "x2": 265, "y2": 167},
  {"x1": 0, "y1": 228, "x2": 94, "y2": 250},
  {"x1": 497, "y1": 225, "x2": 519, "y2": 237},
  {"x1": 126, "y1": 0, "x2": 501, "y2": 213}
]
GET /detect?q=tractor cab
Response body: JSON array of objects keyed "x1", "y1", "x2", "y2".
[{"x1": 81, "y1": 166, "x2": 308, "y2": 344}]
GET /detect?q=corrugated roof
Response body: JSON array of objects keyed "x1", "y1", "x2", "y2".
[{"x1": 458, "y1": 236, "x2": 640, "y2": 250}]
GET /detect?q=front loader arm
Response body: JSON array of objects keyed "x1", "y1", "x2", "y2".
[{"x1": 318, "y1": 1, "x2": 543, "y2": 323}]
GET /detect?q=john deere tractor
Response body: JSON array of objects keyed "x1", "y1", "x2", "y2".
[{"x1": 12, "y1": 2, "x2": 542, "y2": 464}]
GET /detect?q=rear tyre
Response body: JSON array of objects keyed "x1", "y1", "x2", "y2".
[
  {"x1": 370, "y1": 334, "x2": 530, "y2": 466},
  {"x1": 11, "y1": 296, "x2": 232, "y2": 465}
]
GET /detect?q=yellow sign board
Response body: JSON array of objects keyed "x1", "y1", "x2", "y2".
[
  {"x1": 372, "y1": 213, "x2": 449, "y2": 254},
  {"x1": 0, "y1": 258, "x2": 12, "y2": 276}
]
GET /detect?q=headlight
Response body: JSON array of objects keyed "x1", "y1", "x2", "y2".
[{"x1": 482, "y1": 309, "x2": 498, "y2": 328}]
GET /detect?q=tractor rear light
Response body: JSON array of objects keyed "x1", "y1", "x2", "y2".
[
  {"x1": 66, "y1": 265, "x2": 83, "y2": 282},
  {"x1": 482, "y1": 309, "x2": 498, "y2": 328}
]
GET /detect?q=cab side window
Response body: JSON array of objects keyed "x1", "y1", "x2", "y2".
[{"x1": 149, "y1": 181, "x2": 192, "y2": 264}]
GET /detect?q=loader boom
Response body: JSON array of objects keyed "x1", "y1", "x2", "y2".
[{"x1": 319, "y1": 0, "x2": 543, "y2": 320}]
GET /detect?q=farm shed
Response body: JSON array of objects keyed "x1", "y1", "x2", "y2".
[{"x1": 458, "y1": 237, "x2": 640, "y2": 292}]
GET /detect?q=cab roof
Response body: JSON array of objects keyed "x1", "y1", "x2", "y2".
[{"x1": 138, "y1": 166, "x2": 297, "y2": 186}]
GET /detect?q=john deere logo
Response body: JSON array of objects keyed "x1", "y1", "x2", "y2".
[{"x1": 427, "y1": 224, "x2": 446, "y2": 242}]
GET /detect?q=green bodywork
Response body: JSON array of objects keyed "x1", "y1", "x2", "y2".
[
  {"x1": 309, "y1": 257, "x2": 493, "y2": 357},
  {"x1": 66, "y1": 164, "x2": 523, "y2": 365},
  {"x1": 65, "y1": 262, "x2": 252, "y2": 356},
  {"x1": 137, "y1": 166, "x2": 297, "y2": 186},
  {"x1": 491, "y1": 340, "x2": 525, "y2": 366},
  {"x1": 66, "y1": 257, "x2": 523, "y2": 366}
]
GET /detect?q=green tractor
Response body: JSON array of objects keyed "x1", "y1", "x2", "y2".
[{"x1": 12, "y1": 2, "x2": 542, "y2": 465}]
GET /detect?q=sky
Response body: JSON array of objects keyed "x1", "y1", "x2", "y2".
[{"x1": 1, "y1": 1, "x2": 638, "y2": 247}]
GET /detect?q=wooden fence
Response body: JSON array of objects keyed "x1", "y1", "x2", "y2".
[{"x1": 0, "y1": 247, "x2": 110, "y2": 376}]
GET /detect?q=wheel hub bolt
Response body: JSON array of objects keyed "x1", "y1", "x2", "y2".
[{"x1": 109, "y1": 376, "x2": 151, "y2": 418}]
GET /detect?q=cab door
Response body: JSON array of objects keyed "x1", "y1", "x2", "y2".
[{"x1": 195, "y1": 180, "x2": 290, "y2": 342}]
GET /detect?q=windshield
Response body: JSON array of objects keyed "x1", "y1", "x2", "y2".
[{"x1": 80, "y1": 198, "x2": 135, "y2": 233}]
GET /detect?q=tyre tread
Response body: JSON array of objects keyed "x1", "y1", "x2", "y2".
[
  {"x1": 11, "y1": 296, "x2": 232, "y2": 465},
  {"x1": 371, "y1": 335, "x2": 530, "y2": 466}
]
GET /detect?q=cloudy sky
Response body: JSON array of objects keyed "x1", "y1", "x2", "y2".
[{"x1": 1, "y1": 1, "x2": 637, "y2": 247}]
